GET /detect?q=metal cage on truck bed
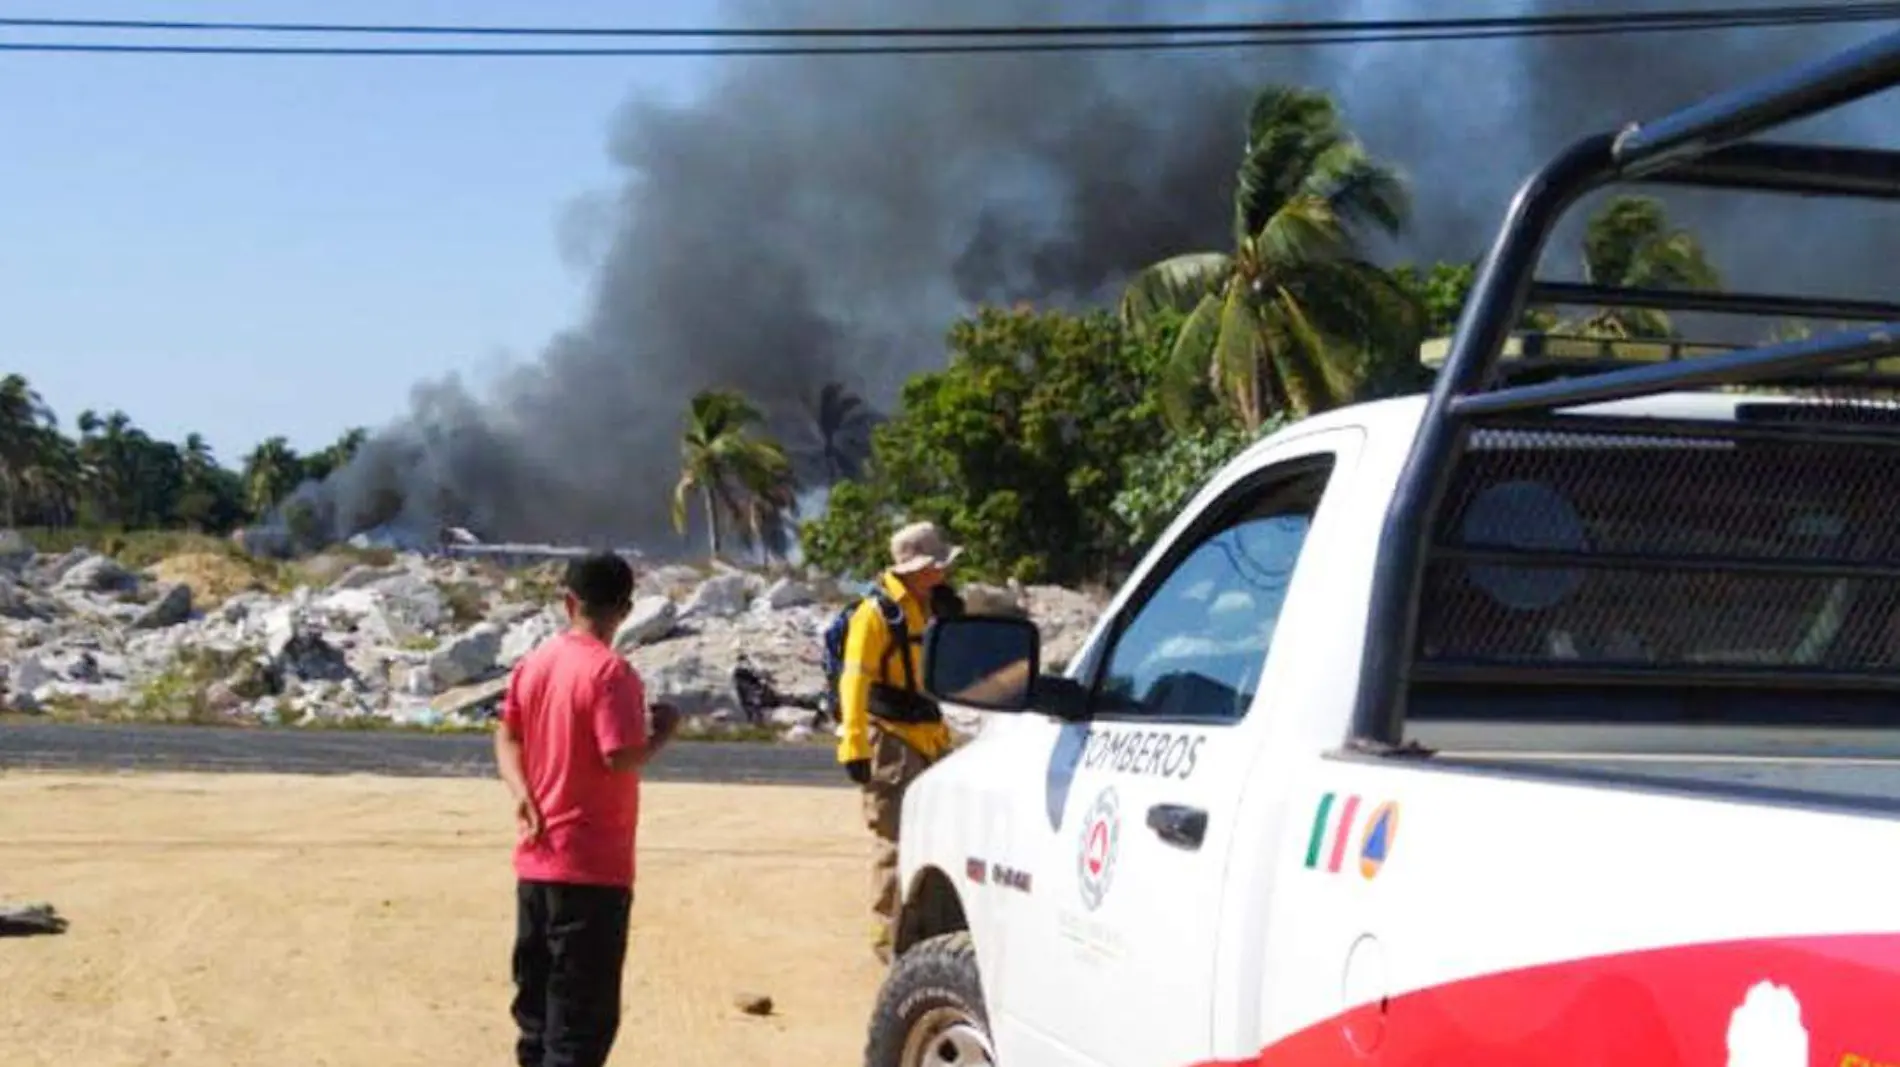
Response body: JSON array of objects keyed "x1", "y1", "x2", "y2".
[{"x1": 1355, "y1": 27, "x2": 1900, "y2": 750}]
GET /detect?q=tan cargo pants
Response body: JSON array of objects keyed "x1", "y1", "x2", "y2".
[{"x1": 864, "y1": 723, "x2": 933, "y2": 963}]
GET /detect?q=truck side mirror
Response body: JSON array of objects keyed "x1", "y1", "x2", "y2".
[{"x1": 924, "y1": 615, "x2": 1042, "y2": 713}]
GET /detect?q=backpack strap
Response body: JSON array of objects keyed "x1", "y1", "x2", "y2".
[{"x1": 868, "y1": 590, "x2": 918, "y2": 693}]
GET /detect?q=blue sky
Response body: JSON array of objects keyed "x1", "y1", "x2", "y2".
[{"x1": 0, "y1": 1, "x2": 722, "y2": 465}]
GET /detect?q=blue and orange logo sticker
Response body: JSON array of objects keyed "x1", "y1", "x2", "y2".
[{"x1": 1304, "y1": 792, "x2": 1400, "y2": 879}]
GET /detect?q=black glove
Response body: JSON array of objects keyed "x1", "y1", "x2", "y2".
[{"x1": 845, "y1": 759, "x2": 871, "y2": 786}]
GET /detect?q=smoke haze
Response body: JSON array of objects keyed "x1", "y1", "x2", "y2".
[{"x1": 299, "y1": 1, "x2": 1900, "y2": 552}]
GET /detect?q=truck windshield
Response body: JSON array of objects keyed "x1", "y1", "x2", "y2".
[{"x1": 1408, "y1": 401, "x2": 1900, "y2": 732}]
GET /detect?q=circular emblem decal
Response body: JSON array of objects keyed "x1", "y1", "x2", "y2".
[{"x1": 1076, "y1": 786, "x2": 1122, "y2": 911}]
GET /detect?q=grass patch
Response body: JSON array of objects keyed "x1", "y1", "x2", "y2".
[
  {"x1": 16, "y1": 527, "x2": 411, "y2": 600},
  {"x1": 505, "y1": 563, "x2": 565, "y2": 605},
  {"x1": 438, "y1": 579, "x2": 488, "y2": 628},
  {"x1": 15, "y1": 692, "x2": 128, "y2": 723},
  {"x1": 19, "y1": 527, "x2": 234, "y2": 568}
]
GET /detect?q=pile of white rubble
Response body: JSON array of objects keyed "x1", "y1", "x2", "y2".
[{"x1": 0, "y1": 531, "x2": 1106, "y2": 742}]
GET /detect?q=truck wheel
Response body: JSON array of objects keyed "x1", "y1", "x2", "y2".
[{"x1": 863, "y1": 931, "x2": 995, "y2": 1067}]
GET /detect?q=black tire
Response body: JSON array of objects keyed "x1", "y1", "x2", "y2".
[{"x1": 863, "y1": 931, "x2": 995, "y2": 1067}]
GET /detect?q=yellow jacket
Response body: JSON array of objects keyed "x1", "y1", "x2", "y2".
[{"x1": 836, "y1": 571, "x2": 954, "y2": 764}]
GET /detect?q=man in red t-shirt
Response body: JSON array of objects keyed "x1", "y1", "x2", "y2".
[{"x1": 494, "y1": 552, "x2": 680, "y2": 1067}]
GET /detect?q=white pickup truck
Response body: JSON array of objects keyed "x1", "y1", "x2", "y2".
[{"x1": 861, "y1": 31, "x2": 1900, "y2": 1067}]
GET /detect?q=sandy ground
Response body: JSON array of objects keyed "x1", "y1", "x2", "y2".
[{"x1": 0, "y1": 772, "x2": 883, "y2": 1066}]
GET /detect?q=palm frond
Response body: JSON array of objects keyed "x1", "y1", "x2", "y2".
[
  {"x1": 1235, "y1": 86, "x2": 1351, "y2": 242},
  {"x1": 1255, "y1": 195, "x2": 1350, "y2": 269},
  {"x1": 1158, "y1": 291, "x2": 1227, "y2": 433},
  {"x1": 1213, "y1": 285, "x2": 1271, "y2": 431},
  {"x1": 1119, "y1": 253, "x2": 1232, "y2": 328},
  {"x1": 1281, "y1": 285, "x2": 1361, "y2": 411},
  {"x1": 1302, "y1": 142, "x2": 1410, "y2": 239}
]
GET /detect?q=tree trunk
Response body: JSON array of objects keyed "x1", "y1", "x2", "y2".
[{"x1": 701, "y1": 484, "x2": 722, "y2": 559}]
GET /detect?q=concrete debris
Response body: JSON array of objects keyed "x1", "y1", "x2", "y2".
[
  {"x1": 732, "y1": 992, "x2": 775, "y2": 1017},
  {"x1": 0, "y1": 531, "x2": 1109, "y2": 742},
  {"x1": 0, "y1": 902, "x2": 67, "y2": 937}
]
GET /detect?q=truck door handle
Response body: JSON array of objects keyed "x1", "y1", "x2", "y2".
[{"x1": 1146, "y1": 804, "x2": 1208, "y2": 850}]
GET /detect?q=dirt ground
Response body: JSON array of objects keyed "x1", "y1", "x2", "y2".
[{"x1": 0, "y1": 772, "x2": 884, "y2": 1066}]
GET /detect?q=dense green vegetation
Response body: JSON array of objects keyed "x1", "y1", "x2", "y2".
[
  {"x1": 4, "y1": 82, "x2": 1734, "y2": 589},
  {"x1": 0, "y1": 370, "x2": 367, "y2": 537}
]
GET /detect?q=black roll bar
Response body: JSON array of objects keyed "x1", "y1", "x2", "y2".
[
  {"x1": 1528, "y1": 282, "x2": 1900, "y2": 323},
  {"x1": 1612, "y1": 27, "x2": 1900, "y2": 173},
  {"x1": 1451, "y1": 323, "x2": 1900, "y2": 418},
  {"x1": 1649, "y1": 142, "x2": 1900, "y2": 200},
  {"x1": 1351, "y1": 28, "x2": 1900, "y2": 749}
]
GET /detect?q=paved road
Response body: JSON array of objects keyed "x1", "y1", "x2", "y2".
[{"x1": 0, "y1": 722, "x2": 844, "y2": 786}]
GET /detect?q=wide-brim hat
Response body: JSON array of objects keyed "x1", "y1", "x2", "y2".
[{"x1": 889, "y1": 521, "x2": 964, "y2": 574}]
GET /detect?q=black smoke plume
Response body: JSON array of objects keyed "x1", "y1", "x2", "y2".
[{"x1": 290, "y1": 1, "x2": 1899, "y2": 554}]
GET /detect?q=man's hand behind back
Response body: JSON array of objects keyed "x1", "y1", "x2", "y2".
[{"x1": 515, "y1": 794, "x2": 544, "y2": 843}]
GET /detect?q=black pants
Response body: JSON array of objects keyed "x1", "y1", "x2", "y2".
[{"x1": 512, "y1": 880, "x2": 633, "y2": 1067}]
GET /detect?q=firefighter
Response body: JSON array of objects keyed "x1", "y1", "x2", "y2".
[{"x1": 837, "y1": 521, "x2": 962, "y2": 963}]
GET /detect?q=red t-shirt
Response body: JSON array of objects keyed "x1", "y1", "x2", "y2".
[{"x1": 501, "y1": 631, "x2": 649, "y2": 888}]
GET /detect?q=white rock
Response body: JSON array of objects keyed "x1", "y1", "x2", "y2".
[
  {"x1": 761, "y1": 578, "x2": 815, "y2": 610},
  {"x1": 500, "y1": 608, "x2": 562, "y2": 666},
  {"x1": 56, "y1": 554, "x2": 136, "y2": 593},
  {"x1": 428, "y1": 623, "x2": 502, "y2": 689},
  {"x1": 8, "y1": 655, "x2": 51, "y2": 710},
  {"x1": 261, "y1": 604, "x2": 302, "y2": 660},
  {"x1": 313, "y1": 587, "x2": 403, "y2": 644},
  {"x1": 637, "y1": 565, "x2": 702, "y2": 599},
  {"x1": 362, "y1": 571, "x2": 448, "y2": 634},
  {"x1": 641, "y1": 652, "x2": 735, "y2": 718},
  {"x1": 682, "y1": 574, "x2": 750, "y2": 619},
  {"x1": 613, "y1": 597, "x2": 677, "y2": 652}
]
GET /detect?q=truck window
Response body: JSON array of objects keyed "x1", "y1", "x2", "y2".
[
  {"x1": 1088, "y1": 459, "x2": 1334, "y2": 724},
  {"x1": 1410, "y1": 412, "x2": 1900, "y2": 729}
]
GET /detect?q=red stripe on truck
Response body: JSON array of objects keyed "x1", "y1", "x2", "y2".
[
  {"x1": 1192, "y1": 932, "x2": 1900, "y2": 1066},
  {"x1": 1324, "y1": 795, "x2": 1360, "y2": 874}
]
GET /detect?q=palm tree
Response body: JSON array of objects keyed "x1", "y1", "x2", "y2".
[
  {"x1": 737, "y1": 455, "x2": 800, "y2": 563},
  {"x1": 173, "y1": 433, "x2": 222, "y2": 531},
  {"x1": 75, "y1": 410, "x2": 150, "y2": 526},
  {"x1": 0, "y1": 374, "x2": 53, "y2": 525},
  {"x1": 1565, "y1": 196, "x2": 1722, "y2": 340},
  {"x1": 1120, "y1": 85, "x2": 1422, "y2": 432},
  {"x1": 671, "y1": 389, "x2": 798, "y2": 559},
  {"x1": 802, "y1": 382, "x2": 880, "y2": 485},
  {"x1": 241, "y1": 437, "x2": 304, "y2": 519},
  {"x1": 20, "y1": 430, "x2": 81, "y2": 527},
  {"x1": 301, "y1": 427, "x2": 369, "y2": 483}
]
